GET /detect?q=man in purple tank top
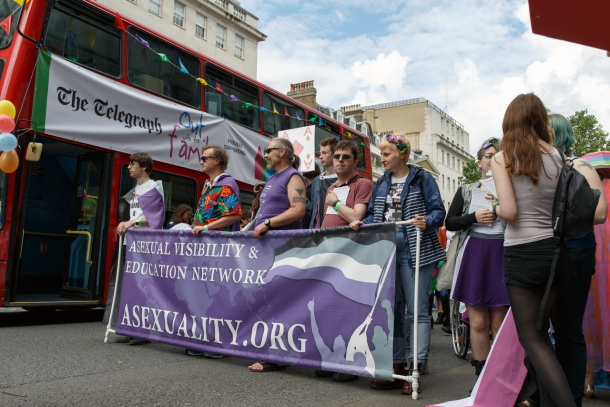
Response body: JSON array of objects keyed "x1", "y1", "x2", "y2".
[
  {"x1": 253, "y1": 138, "x2": 307, "y2": 239},
  {"x1": 249, "y1": 138, "x2": 306, "y2": 373}
]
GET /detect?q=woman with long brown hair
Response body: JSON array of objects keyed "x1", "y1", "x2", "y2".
[{"x1": 491, "y1": 93, "x2": 575, "y2": 406}]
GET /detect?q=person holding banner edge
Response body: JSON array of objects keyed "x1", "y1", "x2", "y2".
[
  {"x1": 188, "y1": 145, "x2": 242, "y2": 357},
  {"x1": 314, "y1": 139, "x2": 373, "y2": 381},
  {"x1": 350, "y1": 134, "x2": 446, "y2": 395},
  {"x1": 249, "y1": 138, "x2": 306, "y2": 372},
  {"x1": 115, "y1": 153, "x2": 165, "y2": 346}
]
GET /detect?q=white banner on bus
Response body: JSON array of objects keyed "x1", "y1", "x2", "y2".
[
  {"x1": 277, "y1": 126, "x2": 316, "y2": 173},
  {"x1": 32, "y1": 51, "x2": 271, "y2": 186}
]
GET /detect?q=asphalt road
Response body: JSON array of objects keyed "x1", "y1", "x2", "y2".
[{"x1": 1, "y1": 308, "x2": 609, "y2": 407}]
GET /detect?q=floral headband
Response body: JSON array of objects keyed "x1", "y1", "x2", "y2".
[
  {"x1": 386, "y1": 134, "x2": 410, "y2": 153},
  {"x1": 478, "y1": 139, "x2": 498, "y2": 157}
]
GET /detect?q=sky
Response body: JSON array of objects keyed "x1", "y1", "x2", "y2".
[{"x1": 238, "y1": 0, "x2": 610, "y2": 156}]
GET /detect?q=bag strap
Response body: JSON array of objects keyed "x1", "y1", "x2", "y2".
[
  {"x1": 537, "y1": 237, "x2": 561, "y2": 330},
  {"x1": 419, "y1": 168, "x2": 428, "y2": 212}
]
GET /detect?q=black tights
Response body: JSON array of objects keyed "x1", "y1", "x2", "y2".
[{"x1": 507, "y1": 285, "x2": 576, "y2": 407}]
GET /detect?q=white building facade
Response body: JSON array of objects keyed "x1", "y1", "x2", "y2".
[{"x1": 99, "y1": 0, "x2": 266, "y2": 79}]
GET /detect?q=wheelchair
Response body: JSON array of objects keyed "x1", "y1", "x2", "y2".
[{"x1": 450, "y1": 299, "x2": 471, "y2": 360}]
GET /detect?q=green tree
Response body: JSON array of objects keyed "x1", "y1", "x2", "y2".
[
  {"x1": 458, "y1": 159, "x2": 481, "y2": 185},
  {"x1": 568, "y1": 109, "x2": 609, "y2": 156}
]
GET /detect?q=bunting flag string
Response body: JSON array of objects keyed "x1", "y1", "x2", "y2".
[{"x1": 119, "y1": 27, "x2": 366, "y2": 143}]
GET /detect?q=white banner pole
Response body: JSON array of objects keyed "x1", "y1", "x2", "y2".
[{"x1": 104, "y1": 235, "x2": 123, "y2": 343}]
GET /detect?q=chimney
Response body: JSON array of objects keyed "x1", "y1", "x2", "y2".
[
  {"x1": 287, "y1": 81, "x2": 317, "y2": 110},
  {"x1": 341, "y1": 104, "x2": 364, "y2": 122}
]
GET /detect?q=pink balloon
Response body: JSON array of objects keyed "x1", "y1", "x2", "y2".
[{"x1": 0, "y1": 115, "x2": 15, "y2": 133}]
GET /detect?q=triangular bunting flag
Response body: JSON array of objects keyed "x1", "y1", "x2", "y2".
[
  {"x1": 215, "y1": 80, "x2": 224, "y2": 93},
  {"x1": 360, "y1": 142, "x2": 365, "y2": 146},
  {"x1": 133, "y1": 34, "x2": 149, "y2": 49},
  {"x1": 345, "y1": 131, "x2": 352, "y2": 138},
  {"x1": 67, "y1": 31, "x2": 77, "y2": 46},
  {"x1": 259, "y1": 107, "x2": 268, "y2": 112},
  {"x1": 0, "y1": 15, "x2": 11, "y2": 35},
  {"x1": 284, "y1": 106, "x2": 290, "y2": 117},
  {"x1": 339, "y1": 125, "x2": 344, "y2": 134},
  {"x1": 154, "y1": 53, "x2": 170, "y2": 64},
  {"x1": 229, "y1": 95, "x2": 238, "y2": 102},
  {"x1": 13, "y1": 0, "x2": 30, "y2": 6},
  {"x1": 272, "y1": 104, "x2": 279, "y2": 114},
  {"x1": 243, "y1": 103, "x2": 254, "y2": 108},
  {"x1": 308, "y1": 114, "x2": 317, "y2": 122},
  {"x1": 85, "y1": 29, "x2": 97, "y2": 49},
  {"x1": 197, "y1": 78, "x2": 208, "y2": 86},
  {"x1": 318, "y1": 116, "x2": 323, "y2": 126},
  {"x1": 296, "y1": 112, "x2": 302, "y2": 121},
  {"x1": 178, "y1": 58, "x2": 189, "y2": 75},
  {"x1": 113, "y1": 12, "x2": 125, "y2": 31}
]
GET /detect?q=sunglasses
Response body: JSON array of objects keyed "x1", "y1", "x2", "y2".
[
  {"x1": 127, "y1": 162, "x2": 139, "y2": 168},
  {"x1": 333, "y1": 154, "x2": 353, "y2": 160},
  {"x1": 481, "y1": 153, "x2": 494, "y2": 160},
  {"x1": 200, "y1": 156, "x2": 214, "y2": 162},
  {"x1": 264, "y1": 147, "x2": 281, "y2": 154}
]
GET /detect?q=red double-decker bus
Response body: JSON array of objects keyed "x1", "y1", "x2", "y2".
[{"x1": 0, "y1": 0, "x2": 372, "y2": 310}]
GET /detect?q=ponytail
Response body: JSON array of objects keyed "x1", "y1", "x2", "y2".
[
  {"x1": 274, "y1": 138, "x2": 300, "y2": 170},
  {"x1": 291, "y1": 154, "x2": 301, "y2": 170}
]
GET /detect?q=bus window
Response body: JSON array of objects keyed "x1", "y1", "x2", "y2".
[
  {"x1": 44, "y1": 1, "x2": 121, "y2": 77},
  {"x1": 349, "y1": 133, "x2": 367, "y2": 171},
  {"x1": 0, "y1": 169, "x2": 6, "y2": 230},
  {"x1": 239, "y1": 189, "x2": 255, "y2": 213},
  {"x1": 0, "y1": 2, "x2": 23, "y2": 49},
  {"x1": 307, "y1": 113, "x2": 340, "y2": 153},
  {"x1": 127, "y1": 28, "x2": 201, "y2": 108},
  {"x1": 262, "y1": 92, "x2": 304, "y2": 137},
  {"x1": 204, "y1": 64, "x2": 260, "y2": 131},
  {"x1": 118, "y1": 165, "x2": 198, "y2": 226}
]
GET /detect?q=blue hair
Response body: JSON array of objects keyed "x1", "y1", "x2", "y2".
[{"x1": 549, "y1": 114, "x2": 575, "y2": 153}]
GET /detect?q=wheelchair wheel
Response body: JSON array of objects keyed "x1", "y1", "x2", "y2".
[{"x1": 451, "y1": 300, "x2": 470, "y2": 359}]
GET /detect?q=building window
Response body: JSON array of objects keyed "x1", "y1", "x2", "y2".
[
  {"x1": 235, "y1": 34, "x2": 244, "y2": 58},
  {"x1": 442, "y1": 175, "x2": 445, "y2": 189},
  {"x1": 149, "y1": 0, "x2": 161, "y2": 15},
  {"x1": 173, "y1": 1, "x2": 185, "y2": 27},
  {"x1": 453, "y1": 179, "x2": 456, "y2": 191},
  {"x1": 442, "y1": 151, "x2": 445, "y2": 165},
  {"x1": 458, "y1": 159, "x2": 460, "y2": 171},
  {"x1": 441, "y1": 118, "x2": 444, "y2": 129},
  {"x1": 195, "y1": 13, "x2": 206, "y2": 38},
  {"x1": 216, "y1": 24, "x2": 226, "y2": 49},
  {"x1": 452, "y1": 155, "x2": 455, "y2": 169}
]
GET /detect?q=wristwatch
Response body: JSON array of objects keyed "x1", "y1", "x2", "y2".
[{"x1": 264, "y1": 219, "x2": 271, "y2": 228}]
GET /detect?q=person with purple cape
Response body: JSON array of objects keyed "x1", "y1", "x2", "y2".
[
  {"x1": 115, "y1": 152, "x2": 165, "y2": 345},
  {"x1": 188, "y1": 145, "x2": 242, "y2": 357}
]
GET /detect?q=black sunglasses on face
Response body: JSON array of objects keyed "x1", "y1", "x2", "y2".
[
  {"x1": 200, "y1": 156, "x2": 214, "y2": 162},
  {"x1": 264, "y1": 147, "x2": 281, "y2": 154},
  {"x1": 333, "y1": 154, "x2": 353, "y2": 160}
]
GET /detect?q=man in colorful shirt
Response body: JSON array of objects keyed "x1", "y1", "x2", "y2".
[
  {"x1": 189, "y1": 145, "x2": 241, "y2": 358},
  {"x1": 192, "y1": 145, "x2": 242, "y2": 234}
]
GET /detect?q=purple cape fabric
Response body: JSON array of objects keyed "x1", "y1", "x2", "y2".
[
  {"x1": 138, "y1": 186, "x2": 165, "y2": 230},
  {"x1": 213, "y1": 173, "x2": 241, "y2": 232}
]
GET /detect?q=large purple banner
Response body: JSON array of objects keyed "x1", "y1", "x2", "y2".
[{"x1": 115, "y1": 224, "x2": 397, "y2": 379}]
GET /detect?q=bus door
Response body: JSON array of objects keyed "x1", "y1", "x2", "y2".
[{"x1": 12, "y1": 136, "x2": 112, "y2": 305}]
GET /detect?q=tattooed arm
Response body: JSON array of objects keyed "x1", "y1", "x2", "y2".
[{"x1": 572, "y1": 158, "x2": 608, "y2": 225}]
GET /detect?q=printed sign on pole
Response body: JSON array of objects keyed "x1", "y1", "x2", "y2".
[{"x1": 278, "y1": 126, "x2": 315, "y2": 172}]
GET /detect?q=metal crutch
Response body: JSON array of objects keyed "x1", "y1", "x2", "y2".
[
  {"x1": 104, "y1": 235, "x2": 123, "y2": 343},
  {"x1": 390, "y1": 219, "x2": 421, "y2": 400}
]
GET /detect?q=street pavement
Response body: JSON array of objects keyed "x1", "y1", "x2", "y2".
[{"x1": 1, "y1": 308, "x2": 609, "y2": 407}]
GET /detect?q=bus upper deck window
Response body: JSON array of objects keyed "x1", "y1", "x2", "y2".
[
  {"x1": 349, "y1": 134, "x2": 367, "y2": 171},
  {"x1": 204, "y1": 64, "x2": 260, "y2": 131},
  {"x1": 0, "y1": 3, "x2": 24, "y2": 50},
  {"x1": 44, "y1": 3, "x2": 121, "y2": 77},
  {"x1": 128, "y1": 28, "x2": 201, "y2": 108},
  {"x1": 262, "y1": 92, "x2": 304, "y2": 137}
]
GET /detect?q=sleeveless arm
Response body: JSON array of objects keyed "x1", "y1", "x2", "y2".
[
  {"x1": 268, "y1": 174, "x2": 307, "y2": 228},
  {"x1": 573, "y1": 158, "x2": 608, "y2": 225}
]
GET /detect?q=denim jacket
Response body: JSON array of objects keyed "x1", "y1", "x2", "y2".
[{"x1": 363, "y1": 165, "x2": 447, "y2": 268}]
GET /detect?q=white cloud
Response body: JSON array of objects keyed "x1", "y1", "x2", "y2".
[{"x1": 248, "y1": 0, "x2": 610, "y2": 156}]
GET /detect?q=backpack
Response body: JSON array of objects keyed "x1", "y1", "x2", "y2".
[{"x1": 536, "y1": 148, "x2": 600, "y2": 329}]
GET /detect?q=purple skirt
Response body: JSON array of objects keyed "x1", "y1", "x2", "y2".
[{"x1": 452, "y1": 236, "x2": 510, "y2": 308}]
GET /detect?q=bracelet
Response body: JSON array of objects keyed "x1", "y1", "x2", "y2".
[
  {"x1": 138, "y1": 219, "x2": 143, "y2": 226},
  {"x1": 492, "y1": 200, "x2": 499, "y2": 216},
  {"x1": 334, "y1": 201, "x2": 343, "y2": 212},
  {"x1": 331, "y1": 199, "x2": 340, "y2": 208},
  {"x1": 203, "y1": 225, "x2": 208, "y2": 231}
]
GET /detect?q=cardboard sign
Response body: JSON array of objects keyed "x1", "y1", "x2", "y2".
[{"x1": 277, "y1": 126, "x2": 316, "y2": 172}]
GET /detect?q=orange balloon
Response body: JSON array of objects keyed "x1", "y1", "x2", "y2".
[{"x1": 0, "y1": 149, "x2": 19, "y2": 173}]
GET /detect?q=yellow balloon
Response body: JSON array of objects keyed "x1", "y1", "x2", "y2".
[
  {"x1": 0, "y1": 149, "x2": 19, "y2": 173},
  {"x1": 0, "y1": 100, "x2": 16, "y2": 120}
]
